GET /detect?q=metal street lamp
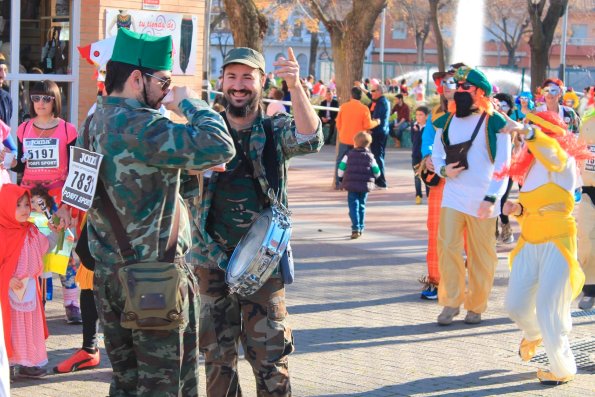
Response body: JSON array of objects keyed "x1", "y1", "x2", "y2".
[{"x1": 559, "y1": 2, "x2": 569, "y2": 81}]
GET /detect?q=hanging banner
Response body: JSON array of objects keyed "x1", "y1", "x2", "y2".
[{"x1": 105, "y1": 8, "x2": 197, "y2": 76}]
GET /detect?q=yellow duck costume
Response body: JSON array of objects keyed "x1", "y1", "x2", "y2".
[{"x1": 504, "y1": 111, "x2": 586, "y2": 385}]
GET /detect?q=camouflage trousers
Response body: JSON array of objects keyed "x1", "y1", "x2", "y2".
[
  {"x1": 196, "y1": 267, "x2": 294, "y2": 397},
  {"x1": 94, "y1": 258, "x2": 200, "y2": 397}
]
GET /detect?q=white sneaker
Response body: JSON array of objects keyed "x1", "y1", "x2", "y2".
[
  {"x1": 437, "y1": 306, "x2": 460, "y2": 325},
  {"x1": 499, "y1": 223, "x2": 514, "y2": 244}
]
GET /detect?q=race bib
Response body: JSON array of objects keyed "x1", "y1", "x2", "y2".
[
  {"x1": 586, "y1": 144, "x2": 595, "y2": 173},
  {"x1": 23, "y1": 138, "x2": 60, "y2": 168},
  {"x1": 61, "y1": 147, "x2": 104, "y2": 211}
]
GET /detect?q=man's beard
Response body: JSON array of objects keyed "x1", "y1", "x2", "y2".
[
  {"x1": 140, "y1": 85, "x2": 166, "y2": 110},
  {"x1": 453, "y1": 92, "x2": 474, "y2": 118},
  {"x1": 225, "y1": 89, "x2": 261, "y2": 118}
]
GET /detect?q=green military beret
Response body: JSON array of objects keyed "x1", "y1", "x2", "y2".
[
  {"x1": 111, "y1": 28, "x2": 173, "y2": 71},
  {"x1": 222, "y1": 47, "x2": 265, "y2": 73},
  {"x1": 454, "y1": 66, "x2": 492, "y2": 96}
]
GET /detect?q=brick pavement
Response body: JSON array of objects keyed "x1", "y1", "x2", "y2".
[{"x1": 10, "y1": 145, "x2": 595, "y2": 396}]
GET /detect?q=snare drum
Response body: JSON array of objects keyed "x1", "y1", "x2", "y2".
[{"x1": 226, "y1": 206, "x2": 292, "y2": 297}]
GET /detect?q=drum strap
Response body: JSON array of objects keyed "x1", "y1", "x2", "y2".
[{"x1": 220, "y1": 112, "x2": 281, "y2": 207}]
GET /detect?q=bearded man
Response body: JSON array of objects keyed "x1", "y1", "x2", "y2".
[
  {"x1": 192, "y1": 47, "x2": 323, "y2": 396},
  {"x1": 431, "y1": 66, "x2": 513, "y2": 326}
]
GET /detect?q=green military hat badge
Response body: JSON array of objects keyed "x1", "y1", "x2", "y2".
[
  {"x1": 454, "y1": 66, "x2": 492, "y2": 96},
  {"x1": 111, "y1": 28, "x2": 173, "y2": 71}
]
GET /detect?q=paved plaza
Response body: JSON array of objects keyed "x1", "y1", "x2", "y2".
[{"x1": 10, "y1": 146, "x2": 595, "y2": 397}]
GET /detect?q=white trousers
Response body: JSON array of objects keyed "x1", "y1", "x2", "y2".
[{"x1": 505, "y1": 242, "x2": 577, "y2": 378}]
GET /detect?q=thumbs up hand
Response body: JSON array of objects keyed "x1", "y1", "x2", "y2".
[{"x1": 273, "y1": 47, "x2": 300, "y2": 90}]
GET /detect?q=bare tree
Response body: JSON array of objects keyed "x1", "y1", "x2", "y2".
[
  {"x1": 211, "y1": 1, "x2": 232, "y2": 62},
  {"x1": 309, "y1": 31, "x2": 319, "y2": 76},
  {"x1": 527, "y1": 0, "x2": 569, "y2": 93},
  {"x1": 222, "y1": 0, "x2": 268, "y2": 51},
  {"x1": 301, "y1": 0, "x2": 387, "y2": 104},
  {"x1": 389, "y1": 0, "x2": 432, "y2": 64},
  {"x1": 429, "y1": 0, "x2": 446, "y2": 72},
  {"x1": 486, "y1": 0, "x2": 531, "y2": 67}
]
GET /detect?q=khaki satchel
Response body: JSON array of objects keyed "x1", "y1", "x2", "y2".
[
  {"x1": 96, "y1": 179, "x2": 186, "y2": 331},
  {"x1": 118, "y1": 261, "x2": 186, "y2": 330},
  {"x1": 444, "y1": 112, "x2": 486, "y2": 170}
]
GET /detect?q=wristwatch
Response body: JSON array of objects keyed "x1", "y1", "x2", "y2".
[
  {"x1": 483, "y1": 195, "x2": 496, "y2": 203},
  {"x1": 523, "y1": 125, "x2": 535, "y2": 141},
  {"x1": 439, "y1": 165, "x2": 447, "y2": 178}
]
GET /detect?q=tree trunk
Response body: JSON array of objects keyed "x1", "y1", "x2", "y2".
[
  {"x1": 429, "y1": 0, "x2": 445, "y2": 72},
  {"x1": 506, "y1": 46, "x2": 517, "y2": 67},
  {"x1": 416, "y1": 33, "x2": 426, "y2": 65},
  {"x1": 329, "y1": 27, "x2": 369, "y2": 104},
  {"x1": 530, "y1": 44, "x2": 549, "y2": 94},
  {"x1": 222, "y1": 0, "x2": 267, "y2": 52},
  {"x1": 303, "y1": 0, "x2": 386, "y2": 188},
  {"x1": 309, "y1": 31, "x2": 319, "y2": 77},
  {"x1": 527, "y1": 0, "x2": 568, "y2": 93}
]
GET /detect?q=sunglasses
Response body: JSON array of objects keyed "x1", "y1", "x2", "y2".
[
  {"x1": 370, "y1": 89, "x2": 377, "y2": 93},
  {"x1": 441, "y1": 78, "x2": 457, "y2": 88},
  {"x1": 456, "y1": 82, "x2": 474, "y2": 91},
  {"x1": 31, "y1": 95, "x2": 55, "y2": 103},
  {"x1": 144, "y1": 72, "x2": 172, "y2": 91}
]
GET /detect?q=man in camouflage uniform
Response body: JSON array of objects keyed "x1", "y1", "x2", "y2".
[
  {"x1": 79, "y1": 29, "x2": 234, "y2": 396},
  {"x1": 191, "y1": 47, "x2": 323, "y2": 396}
]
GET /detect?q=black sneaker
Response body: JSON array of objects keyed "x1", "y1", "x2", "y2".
[{"x1": 18, "y1": 366, "x2": 47, "y2": 378}]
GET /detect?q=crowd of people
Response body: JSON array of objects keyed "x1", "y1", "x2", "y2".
[
  {"x1": 326, "y1": 64, "x2": 594, "y2": 386},
  {"x1": 0, "y1": 26, "x2": 593, "y2": 396}
]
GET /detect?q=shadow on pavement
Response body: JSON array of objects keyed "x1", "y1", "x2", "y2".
[
  {"x1": 316, "y1": 369, "x2": 548, "y2": 396},
  {"x1": 293, "y1": 318, "x2": 516, "y2": 354}
]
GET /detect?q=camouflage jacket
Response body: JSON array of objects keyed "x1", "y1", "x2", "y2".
[
  {"x1": 79, "y1": 96, "x2": 234, "y2": 269},
  {"x1": 190, "y1": 112, "x2": 323, "y2": 269}
]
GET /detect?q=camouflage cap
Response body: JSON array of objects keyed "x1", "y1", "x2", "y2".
[
  {"x1": 222, "y1": 47, "x2": 265, "y2": 73},
  {"x1": 111, "y1": 28, "x2": 173, "y2": 71}
]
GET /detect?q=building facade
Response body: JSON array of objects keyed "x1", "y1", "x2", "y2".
[
  {"x1": 369, "y1": 7, "x2": 595, "y2": 70},
  {"x1": 2, "y1": 0, "x2": 206, "y2": 133},
  {"x1": 209, "y1": 2, "x2": 332, "y2": 81}
]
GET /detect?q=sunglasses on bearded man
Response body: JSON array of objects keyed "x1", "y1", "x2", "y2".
[
  {"x1": 144, "y1": 72, "x2": 172, "y2": 91},
  {"x1": 456, "y1": 82, "x2": 475, "y2": 91}
]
